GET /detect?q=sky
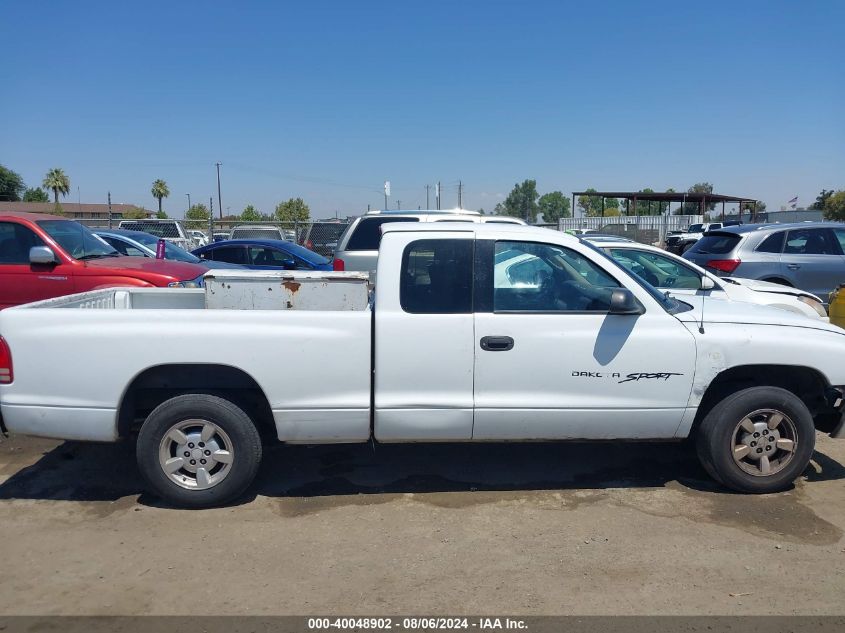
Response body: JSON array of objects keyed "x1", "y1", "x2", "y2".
[{"x1": 2, "y1": 0, "x2": 844, "y2": 219}]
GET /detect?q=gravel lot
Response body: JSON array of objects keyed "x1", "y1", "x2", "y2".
[{"x1": 0, "y1": 432, "x2": 844, "y2": 615}]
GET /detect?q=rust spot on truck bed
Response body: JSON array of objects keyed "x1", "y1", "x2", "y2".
[{"x1": 283, "y1": 281, "x2": 301, "y2": 293}]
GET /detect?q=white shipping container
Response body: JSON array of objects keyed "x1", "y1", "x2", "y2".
[{"x1": 203, "y1": 270, "x2": 370, "y2": 311}]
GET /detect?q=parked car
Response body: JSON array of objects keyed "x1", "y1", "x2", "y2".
[
  {"x1": 0, "y1": 212, "x2": 208, "y2": 308},
  {"x1": 300, "y1": 221, "x2": 349, "y2": 257},
  {"x1": 118, "y1": 219, "x2": 197, "y2": 250},
  {"x1": 683, "y1": 222, "x2": 845, "y2": 302},
  {"x1": 94, "y1": 229, "x2": 244, "y2": 270},
  {"x1": 332, "y1": 209, "x2": 526, "y2": 273},
  {"x1": 666, "y1": 222, "x2": 725, "y2": 254},
  {"x1": 212, "y1": 231, "x2": 230, "y2": 243},
  {"x1": 193, "y1": 239, "x2": 332, "y2": 270},
  {"x1": 2, "y1": 223, "x2": 845, "y2": 507},
  {"x1": 581, "y1": 234, "x2": 636, "y2": 244},
  {"x1": 596, "y1": 240, "x2": 828, "y2": 320},
  {"x1": 189, "y1": 230, "x2": 209, "y2": 247},
  {"x1": 229, "y1": 225, "x2": 286, "y2": 241}
]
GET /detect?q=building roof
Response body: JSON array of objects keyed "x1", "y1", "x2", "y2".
[
  {"x1": 571, "y1": 191, "x2": 758, "y2": 203},
  {"x1": 0, "y1": 201, "x2": 151, "y2": 218}
]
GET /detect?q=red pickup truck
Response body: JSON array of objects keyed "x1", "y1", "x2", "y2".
[{"x1": 0, "y1": 212, "x2": 208, "y2": 308}]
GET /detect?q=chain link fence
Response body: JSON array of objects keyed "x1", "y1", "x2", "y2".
[{"x1": 555, "y1": 214, "x2": 705, "y2": 246}]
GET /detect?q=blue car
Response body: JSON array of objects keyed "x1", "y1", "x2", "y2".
[{"x1": 192, "y1": 239, "x2": 332, "y2": 271}]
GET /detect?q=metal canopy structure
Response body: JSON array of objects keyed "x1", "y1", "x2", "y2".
[{"x1": 570, "y1": 191, "x2": 760, "y2": 221}]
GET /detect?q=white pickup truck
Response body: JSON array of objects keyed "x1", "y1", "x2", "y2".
[{"x1": 1, "y1": 223, "x2": 844, "y2": 508}]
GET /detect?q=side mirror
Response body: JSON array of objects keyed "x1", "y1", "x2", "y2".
[
  {"x1": 700, "y1": 276, "x2": 716, "y2": 290},
  {"x1": 281, "y1": 258, "x2": 297, "y2": 270},
  {"x1": 29, "y1": 246, "x2": 57, "y2": 265},
  {"x1": 609, "y1": 288, "x2": 644, "y2": 315}
]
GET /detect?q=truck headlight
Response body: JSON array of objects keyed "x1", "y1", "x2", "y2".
[
  {"x1": 797, "y1": 295, "x2": 827, "y2": 318},
  {"x1": 168, "y1": 274, "x2": 205, "y2": 289}
]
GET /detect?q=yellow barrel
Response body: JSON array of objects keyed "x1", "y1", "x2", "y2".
[{"x1": 830, "y1": 285, "x2": 845, "y2": 329}]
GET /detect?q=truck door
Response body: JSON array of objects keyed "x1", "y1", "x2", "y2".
[
  {"x1": 374, "y1": 232, "x2": 475, "y2": 440},
  {"x1": 0, "y1": 221, "x2": 75, "y2": 308},
  {"x1": 472, "y1": 238, "x2": 697, "y2": 440}
]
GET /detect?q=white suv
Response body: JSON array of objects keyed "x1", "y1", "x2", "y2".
[{"x1": 332, "y1": 209, "x2": 526, "y2": 273}]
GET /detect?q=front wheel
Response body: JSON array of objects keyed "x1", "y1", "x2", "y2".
[
  {"x1": 136, "y1": 394, "x2": 263, "y2": 508},
  {"x1": 696, "y1": 386, "x2": 815, "y2": 493}
]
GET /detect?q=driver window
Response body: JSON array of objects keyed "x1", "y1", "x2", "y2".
[
  {"x1": 0, "y1": 222, "x2": 46, "y2": 264},
  {"x1": 494, "y1": 241, "x2": 620, "y2": 312},
  {"x1": 608, "y1": 248, "x2": 701, "y2": 290}
]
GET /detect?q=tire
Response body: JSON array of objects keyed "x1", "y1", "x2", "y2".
[
  {"x1": 696, "y1": 386, "x2": 814, "y2": 493},
  {"x1": 680, "y1": 242, "x2": 695, "y2": 254},
  {"x1": 136, "y1": 394, "x2": 263, "y2": 508}
]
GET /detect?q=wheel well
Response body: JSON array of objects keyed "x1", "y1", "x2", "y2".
[
  {"x1": 692, "y1": 364, "x2": 833, "y2": 433},
  {"x1": 117, "y1": 364, "x2": 276, "y2": 442}
]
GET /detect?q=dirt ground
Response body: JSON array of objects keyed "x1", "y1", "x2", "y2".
[{"x1": 0, "y1": 432, "x2": 844, "y2": 616}]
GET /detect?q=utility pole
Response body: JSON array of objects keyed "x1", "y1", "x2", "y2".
[
  {"x1": 215, "y1": 162, "x2": 223, "y2": 220},
  {"x1": 437, "y1": 181, "x2": 441, "y2": 210},
  {"x1": 458, "y1": 180, "x2": 462, "y2": 209},
  {"x1": 186, "y1": 193, "x2": 191, "y2": 214},
  {"x1": 397, "y1": 200, "x2": 401, "y2": 210},
  {"x1": 210, "y1": 197, "x2": 214, "y2": 220},
  {"x1": 108, "y1": 191, "x2": 112, "y2": 229},
  {"x1": 425, "y1": 184, "x2": 431, "y2": 209}
]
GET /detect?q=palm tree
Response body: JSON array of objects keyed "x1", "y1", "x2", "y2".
[
  {"x1": 42, "y1": 168, "x2": 70, "y2": 204},
  {"x1": 151, "y1": 179, "x2": 170, "y2": 214}
]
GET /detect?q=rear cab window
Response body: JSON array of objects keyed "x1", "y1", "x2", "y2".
[
  {"x1": 345, "y1": 217, "x2": 419, "y2": 251},
  {"x1": 400, "y1": 239, "x2": 473, "y2": 314}
]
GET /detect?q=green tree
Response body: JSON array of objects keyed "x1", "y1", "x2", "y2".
[
  {"x1": 185, "y1": 203, "x2": 211, "y2": 229},
  {"x1": 679, "y1": 182, "x2": 716, "y2": 214},
  {"x1": 0, "y1": 165, "x2": 26, "y2": 201},
  {"x1": 577, "y1": 188, "x2": 619, "y2": 217},
  {"x1": 122, "y1": 207, "x2": 149, "y2": 220},
  {"x1": 22, "y1": 187, "x2": 49, "y2": 202},
  {"x1": 274, "y1": 198, "x2": 310, "y2": 223},
  {"x1": 810, "y1": 189, "x2": 834, "y2": 211},
  {"x1": 156, "y1": 209, "x2": 168, "y2": 219},
  {"x1": 42, "y1": 168, "x2": 70, "y2": 204},
  {"x1": 501, "y1": 180, "x2": 539, "y2": 222},
  {"x1": 241, "y1": 204, "x2": 262, "y2": 222},
  {"x1": 823, "y1": 190, "x2": 845, "y2": 221},
  {"x1": 150, "y1": 179, "x2": 169, "y2": 214},
  {"x1": 537, "y1": 191, "x2": 571, "y2": 223}
]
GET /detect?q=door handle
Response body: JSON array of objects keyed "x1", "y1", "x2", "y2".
[
  {"x1": 786, "y1": 264, "x2": 801, "y2": 270},
  {"x1": 480, "y1": 336, "x2": 514, "y2": 351}
]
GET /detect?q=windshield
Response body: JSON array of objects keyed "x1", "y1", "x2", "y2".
[
  {"x1": 280, "y1": 241, "x2": 330, "y2": 265},
  {"x1": 38, "y1": 220, "x2": 119, "y2": 260},
  {"x1": 579, "y1": 239, "x2": 684, "y2": 313},
  {"x1": 687, "y1": 224, "x2": 704, "y2": 233},
  {"x1": 128, "y1": 231, "x2": 201, "y2": 263}
]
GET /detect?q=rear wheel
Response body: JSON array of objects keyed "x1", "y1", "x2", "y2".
[
  {"x1": 136, "y1": 394, "x2": 262, "y2": 508},
  {"x1": 696, "y1": 386, "x2": 814, "y2": 493}
]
